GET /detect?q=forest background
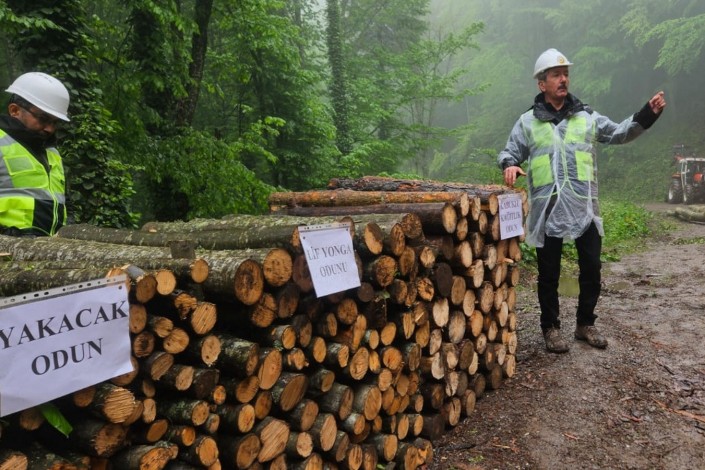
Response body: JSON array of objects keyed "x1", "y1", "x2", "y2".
[{"x1": 0, "y1": 0, "x2": 702, "y2": 228}]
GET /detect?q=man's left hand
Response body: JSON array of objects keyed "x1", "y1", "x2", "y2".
[{"x1": 649, "y1": 91, "x2": 666, "y2": 114}]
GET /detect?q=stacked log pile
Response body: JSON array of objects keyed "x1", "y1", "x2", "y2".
[{"x1": 0, "y1": 177, "x2": 525, "y2": 470}]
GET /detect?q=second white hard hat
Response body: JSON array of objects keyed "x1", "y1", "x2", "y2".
[
  {"x1": 5, "y1": 72, "x2": 70, "y2": 122},
  {"x1": 533, "y1": 48, "x2": 573, "y2": 79}
]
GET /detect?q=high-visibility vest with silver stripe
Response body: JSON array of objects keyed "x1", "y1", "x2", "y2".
[
  {"x1": 523, "y1": 113, "x2": 597, "y2": 198},
  {"x1": 0, "y1": 129, "x2": 66, "y2": 235}
]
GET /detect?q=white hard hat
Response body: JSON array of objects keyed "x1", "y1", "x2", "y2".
[
  {"x1": 5, "y1": 72, "x2": 70, "y2": 122},
  {"x1": 533, "y1": 48, "x2": 573, "y2": 79}
]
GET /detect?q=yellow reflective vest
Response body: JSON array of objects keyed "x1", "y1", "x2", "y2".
[
  {"x1": 498, "y1": 98, "x2": 645, "y2": 247},
  {"x1": 0, "y1": 129, "x2": 66, "y2": 236}
]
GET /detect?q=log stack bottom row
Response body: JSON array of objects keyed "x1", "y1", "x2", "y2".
[{"x1": 0, "y1": 177, "x2": 526, "y2": 470}]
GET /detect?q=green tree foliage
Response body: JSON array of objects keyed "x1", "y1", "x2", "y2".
[
  {"x1": 0, "y1": 0, "x2": 489, "y2": 224},
  {"x1": 198, "y1": 0, "x2": 339, "y2": 191},
  {"x1": 431, "y1": 0, "x2": 705, "y2": 202},
  {"x1": 6, "y1": 0, "x2": 702, "y2": 226},
  {"x1": 334, "y1": 0, "x2": 482, "y2": 178}
]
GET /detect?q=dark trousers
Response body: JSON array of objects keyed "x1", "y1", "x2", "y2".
[{"x1": 536, "y1": 222, "x2": 602, "y2": 332}]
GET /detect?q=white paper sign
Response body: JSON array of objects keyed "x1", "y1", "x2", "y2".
[
  {"x1": 299, "y1": 222, "x2": 361, "y2": 297},
  {"x1": 498, "y1": 193, "x2": 525, "y2": 240},
  {"x1": 0, "y1": 276, "x2": 133, "y2": 417}
]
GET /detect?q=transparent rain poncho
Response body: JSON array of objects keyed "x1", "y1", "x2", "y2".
[{"x1": 498, "y1": 104, "x2": 645, "y2": 248}]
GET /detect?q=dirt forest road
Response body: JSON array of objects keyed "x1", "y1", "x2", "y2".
[{"x1": 431, "y1": 203, "x2": 705, "y2": 470}]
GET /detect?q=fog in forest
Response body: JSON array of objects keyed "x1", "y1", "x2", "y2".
[{"x1": 425, "y1": 0, "x2": 705, "y2": 200}]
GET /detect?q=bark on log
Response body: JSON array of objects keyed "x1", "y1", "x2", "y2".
[
  {"x1": 183, "y1": 334, "x2": 221, "y2": 368},
  {"x1": 0, "y1": 265, "x2": 114, "y2": 297},
  {"x1": 159, "y1": 364, "x2": 194, "y2": 392},
  {"x1": 216, "y1": 335, "x2": 260, "y2": 377},
  {"x1": 59, "y1": 221, "x2": 301, "y2": 253},
  {"x1": 141, "y1": 213, "x2": 364, "y2": 251},
  {"x1": 289, "y1": 399, "x2": 320, "y2": 432},
  {"x1": 215, "y1": 403, "x2": 256, "y2": 434},
  {"x1": 220, "y1": 376, "x2": 260, "y2": 404},
  {"x1": 368, "y1": 433, "x2": 398, "y2": 463},
  {"x1": 311, "y1": 382, "x2": 354, "y2": 421},
  {"x1": 178, "y1": 434, "x2": 219, "y2": 467},
  {"x1": 217, "y1": 433, "x2": 261, "y2": 470},
  {"x1": 326, "y1": 176, "x2": 520, "y2": 210},
  {"x1": 86, "y1": 383, "x2": 138, "y2": 425},
  {"x1": 325, "y1": 430, "x2": 351, "y2": 463},
  {"x1": 110, "y1": 441, "x2": 177, "y2": 470},
  {"x1": 157, "y1": 399, "x2": 210, "y2": 426},
  {"x1": 352, "y1": 384, "x2": 382, "y2": 421},
  {"x1": 270, "y1": 372, "x2": 309, "y2": 412},
  {"x1": 198, "y1": 253, "x2": 264, "y2": 304},
  {"x1": 22, "y1": 441, "x2": 89, "y2": 469},
  {"x1": 163, "y1": 425, "x2": 196, "y2": 447},
  {"x1": 309, "y1": 413, "x2": 337, "y2": 452},
  {"x1": 68, "y1": 418, "x2": 129, "y2": 458},
  {"x1": 286, "y1": 431, "x2": 314, "y2": 459},
  {"x1": 257, "y1": 347, "x2": 283, "y2": 390},
  {"x1": 269, "y1": 189, "x2": 472, "y2": 210},
  {"x1": 278, "y1": 203, "x2": 445, "y2": 234}
]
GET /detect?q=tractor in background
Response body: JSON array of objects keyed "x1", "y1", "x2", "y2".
[{"x1": 667, "y1": 144, "x2": 705, "y2": 204}]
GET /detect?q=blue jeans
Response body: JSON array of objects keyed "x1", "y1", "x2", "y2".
[{"x1": 536, "y1": 222, "x2": 602, "y2": 332}]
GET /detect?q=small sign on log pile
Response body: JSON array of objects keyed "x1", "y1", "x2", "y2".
[{"x1": 0, "y1": 176, "x2": 526, "y2": 470}]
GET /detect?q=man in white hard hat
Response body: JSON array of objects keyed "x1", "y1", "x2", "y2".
[
  {"x1": 0, "y1": 72, "x2": 70, "y2": 236},
  {"x1": 497, "y1": 48, "x2": 666, "y2": 353}
]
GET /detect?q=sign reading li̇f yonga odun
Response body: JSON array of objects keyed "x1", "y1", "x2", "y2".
[
  {"x1": 299, "y1": 222, "x2": 361, "y2": 298},
  {"x1": 0, "y1": 276, "x2": 133, "y2": 417}
]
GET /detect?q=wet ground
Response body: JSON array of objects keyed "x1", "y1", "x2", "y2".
[{"x1": 431, "y1": 203, "x2": 705, "y2": 469}]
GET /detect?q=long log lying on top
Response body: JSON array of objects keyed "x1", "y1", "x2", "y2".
[
  {"x1": 328, "y1": 176, "x2": 509, "y2": 195},
  {"x1": 138, "y1": 214, "x2": 362, "y2": 252},
  {"x1": 326, "y1": 176, "x2": 527, "y2": 214},
  {"x1": 268, "y1": 189, "x2": 470, "y2": 213},
  {"x1": 0, "y1": 236, "x2": 209, "y2": 290},
  {"x1": 0, "y1": 235, "x2": 264, "y2": 300},
  {"x1": 0, "y1": 235, "x2": 174, "y2": 262},
  {"x1": 0, "y1": 264, "x2": 113, "y2": 297},
  {"x1": 59, "y1": 222, "x2": 303, "y2": 253},
  {"x1": 272, "y1": 203, "x2": 456, "y2": 236},
  {"x1": 142, "y1": 214, "x2": 349, "y2": 233}
]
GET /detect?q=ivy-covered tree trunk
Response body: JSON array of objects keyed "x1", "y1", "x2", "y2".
[
  {"x1": 4, "y1": 0, "x2": 136, "y2": 228},
  {"x1": 175, "y1": 0, "x2": 214, "y2": 128},
  {"x1": 325, "y1": 0, "x2": 352, "y2": 155}
]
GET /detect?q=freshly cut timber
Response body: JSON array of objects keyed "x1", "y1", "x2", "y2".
[
  {"x1": 110, "y1": 441, "x2": 177, "y2": 469},
  {"x1": 199, "y1": 254, "x2": 264, "y2": 304},
  {"x1": 0, "y1": 450, "x2": 27, "y2": 470},
  {"x1": 326, "y1": 176, "x2": 524, "y2": 214},
  {"x1": 0, "y1": 176, "x2": 525, "y2": 468},
  {"x1": 268, "y1": 189, "x2": 470, "y2": 210},
  {"x1": 68, "y1": 418, "x2": 129, "y2": 458}
]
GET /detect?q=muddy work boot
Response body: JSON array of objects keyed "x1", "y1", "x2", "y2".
[
  {"x1": 574, "y1": 325, "x2": 608, "y2": 349},
  {"x1": 543, "y1": 328, "x2": 569, "y2": 353}
]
